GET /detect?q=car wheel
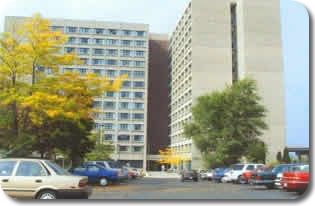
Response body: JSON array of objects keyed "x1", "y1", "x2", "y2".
[
  {"x1": 37, "y1": 190, "x2": 57, "y2": 200},
  {"x1": 239, "y1": 176, "x2": 246, "y2": 184},
  {"x1": 266, "y1": 184, "x2": 274, "y2": 189},
  {"x1": 193, "y1": 178, "x2": 198, "y2": 182},
  {"x1": 236, "y1": 176, "x2": 242, "y2": 184},
  {"x1": 99, "y1": 177, "x2": 109, "y2": 186}
]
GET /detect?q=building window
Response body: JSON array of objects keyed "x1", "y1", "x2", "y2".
[
  {"x1": 95, "y1": 39, "x2": 105, "y2": 45},
  {"x1": 104, "y1": 112, "x2": 115, "y2": 120},
  {"x1": 65, "y1": 47, "x2": 75, "y2": 53},
  {"x1": 104, "y1": 134, "x2": 113, "y2": 141},
  {"x1": 79, "y1": 38, "x2": 89, "y2": 44},
  {"x1": 119, "y1": 113, "x2": 130, "y2": 120},
  {"x1": 109, "y1": 29, "x2": 118, "y2": 35},
  {"x1": 135, "y1": 40, "x2": 146, "y2": 47},
  {"x1": 103, "y1": 101, "x2": 115, "y2": 109},
  {"x1": 79, "y1": 27, "x2": 90, "y2": 33},
  {"x1": 120, "y1": 50, "x2": 132, "y2": 57},
  {"x1": 120, "y1": 60, "x2": 132, "y2": 67},
  {"x1": 135, "y1": 61, "x2": 145, "y2": 68},
  {"x1": 122, "y1": 30, "x2": 131, "y2": 36},
  {"x1": 106, "y1": 92, "x2": 115, "y2": 97},
  {"x1": 106, "y1": 49, "x2": 118, "y2": 56},
  {"x1": 106, "y1": 59, "x2": 118, "y2": 66},
  {"x1": 136, "y1": 31, "x2": 146, "y2": 37},
  {"x1": 120, "y1": 91, "x2": 130, "y2": 98},
  {"x1": 92, "y1": 59, "x2": 105, "y2": 66},
  {"x1": 93, "y1": 49, "x2": 104, "y2": 56},
  {"x1": 134, "y1": 103, "x2": 144, "y2": 110},
  {"x1": 119, "y1": 124, "x2": 129, "y2": 131},
  {"x1": 119, "y1": 102, "x2": 130, "y2": 110},
  {"x1": 95, "y1": 28, "x2": 104, "y2": 35},
  {"x1": 134, "y1": 92, "x2": 144, "y2": 99},
  {"x1": 133, "y1": 81, "x2": 145, "y2": 88},
  {"x1": 133, "y1": 113, "x2": 144, "y2": 120},
  {"x1": 134, "y1": 124, "x2": 143, "y2": 131},
  {"x1": 106, "y1": 70, "x2": 117, "y2": 77},
  {"x1": 78, "y1": 48, "x2": 90, "y2": 55},
  {"x1": 104, "y1": 123, "x2": 114, "y2": 130},
  {"x1": 122, "y1": 81, "x2": 131, "y2": 88},
  {"x1": 133, "y1": 146, "x2": 143, "y2": 152},
  {"x1": 105, "y1": 39, "x2": 118, "y2": 46},
  {"x1": 67, "y1": 37, "x2": 76, "y2": 44},
  {"x1": 93, "y1": 69, "x2": 102, "y2": 76},
  {"x1": 118, "y1": 135, "x2": 130, "y2": 141},
  {"x1": 66, "y1": 27, "x2": 77, "y2": 33},
  {"x1": 134, "y1": 135, "x2": 144, "y2": 142},
  {"x1": 135, "y1": 51, "x2": 145, "y2": 57},
  {"x1": 119, "y1": 145, "x2": 129, "y2": 152},
  {"x1": 121, "y1": 40, "x2": 132, "y2": 47},
  {"x1": 133, "y1": 71, "x2": 145, "y2": 78},
  {"x1": 231, "y1": 3, "x2": 239, "y2": 83},
  {"x1": 51, "y1": 26, "x2": 64, "y2": 31}
]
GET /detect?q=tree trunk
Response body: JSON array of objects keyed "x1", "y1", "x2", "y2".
[{"x1": 11, "y1": 73, "x2": 19, "y2": 138}]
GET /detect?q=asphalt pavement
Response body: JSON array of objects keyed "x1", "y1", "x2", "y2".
[{"x1": 89, "y1": 177, "x2": 301, "y2": 200}]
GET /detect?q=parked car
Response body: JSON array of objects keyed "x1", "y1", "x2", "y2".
[
  {"x1": 69, "y1": 163, "x2": 122, "y2": 186},
  {"x1": 249, "y1": 164, "x2": 292, "y2": 189},
  {"x1": 229, "y1": 163, "x2": 264, "y2": 184},
  {"x1": 181, "y1": 170, "x2": 199, "y2": 182},
  {"x1": 240, "y1": 164, "x2": 265, "y2": 184},
  {"x1": 199, "y1": 169, "x2": 213, "y2": 180},
  {"x1": 281, "y1": 164, "x2": 309, "y2": 194},
  {"x1": 126, "y1": 167, "x2": 141, "y2": 179},
  {"x1": 0, "y1": 158, "x2": 90, "y2": 199},
  {"x1": 221, "y1": 169, "x2": 233, "y2": 183},
  {"x1": 83, "y1": 161, "x2": 128, "y2": 180},
  {"x1": 212, "y1": 168, "x2": 230, "y2": 183}
]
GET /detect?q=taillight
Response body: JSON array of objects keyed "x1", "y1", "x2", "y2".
[{"x1": 79, "y1": 179, "x2": 87, "y2": 187}]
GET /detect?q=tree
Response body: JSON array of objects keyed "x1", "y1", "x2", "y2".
[
  {"x1": 245, "y1": 139, "x2": 267, "y2": 163},
  {"x1": 157, "y1": 147, "x2": 189, "y2": 170},
  {"x1": 184, "y1": 78, "x2": 268, "y2": 168},
  {"x1": 276, "y1": 151, "x2": 282, "y2": 163},
  {"x1": 282, "y1": 147, "x2": 291, "y2": 163}
]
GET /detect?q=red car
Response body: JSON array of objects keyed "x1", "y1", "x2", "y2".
[
  {"x1": 240, "y1": 165, "x2": 265, "y2": 184},
  {"x1": 281, "y1": 164, "x2": 309, "y2": 194}
]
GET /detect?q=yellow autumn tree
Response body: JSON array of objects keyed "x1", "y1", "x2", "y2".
[{"x1": 157, "y1": 147, "x2": 190, "y2": 170}]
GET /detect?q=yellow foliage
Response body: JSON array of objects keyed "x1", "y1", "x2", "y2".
[{"x1": 157, "y1": 147, "x2": 190, "y2": 165}]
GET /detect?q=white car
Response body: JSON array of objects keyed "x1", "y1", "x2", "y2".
[
  {"x1": 199, "y1": 169, "x2": 213, "y2": 181},
  {"x1": 229, "y1": 163, "x2": 264, "y2": 184},
  {"x1": 0, "y1": 158, "x2": 91, "y2": 199},
  {"x1": 221, "y1": 171, "x2": 233, "y2": 183}
]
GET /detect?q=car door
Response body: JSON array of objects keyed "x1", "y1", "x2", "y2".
[
  {"x1": 86, "y1": 165, "x2": 101, "y2": 183},
  {"x1": 9, "y1": 160, "x2": 49, "y2": 198},
  {"x1": 0, "y1": 160, "x2": 18, "y2": 198}
]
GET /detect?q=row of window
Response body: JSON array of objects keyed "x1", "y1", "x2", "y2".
[
  {"x1": 78, "y1": 58, "x2": 145, "y2": 67},
  {"x1": 104, "y1": 134, "x2": 144, "y2": 142},
  {"x1": 65, "y1": 47, "x2": 146, "y2": 57},
  {"x1": 95, "y1": 112, "x2": 144, "y2": 120},
  {"x1": 67, "y1": 37, "x2": 147, "y2": 47},
  {"x1": 95, "y1": 123, "x2": 144, "y2": 131},
  {"x1": 52, "y1": 26, "x2": 147, "y2": 37},
  {"x1": 63, "y1": 68, "x2": 145, "y2": 78},
  {"x1": 117, "y1": 145, "x2": 144, "y2": 152},
  {"x1": 94, "y1": 101, "x2": 144, "y2": 110}
]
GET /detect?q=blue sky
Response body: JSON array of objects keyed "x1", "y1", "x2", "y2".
[{"x1": 0, "y1": 0, "x2": 309, "y2": 147}]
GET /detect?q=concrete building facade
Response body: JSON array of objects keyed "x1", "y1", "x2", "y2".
[
  {"x1": 5, "y1": 17, "x2": 150, "y2": 169},
  {"x1": 169, "y1": 0, "x2": 285, "y2": 169}
]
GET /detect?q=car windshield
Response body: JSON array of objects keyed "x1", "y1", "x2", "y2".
[
  {"x1": 272, "y1": 165, "x2": 288, "y2": 173},
  {"x1": 290, "y1": 165, "x2": 309, "y2": 172},
  {"x1": 0, "y1": 161, "x2": 16, "y2": 176},
  {"x1": 232, "y1": 164, "x2": 244, "y2": 171},
  {"x1": 45, "y1": 161, "x2": 71, "y2": 176}
]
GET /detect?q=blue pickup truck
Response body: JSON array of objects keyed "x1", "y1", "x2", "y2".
[{"x1": 69, "y1": 163, "x2": 123, "y2": 186}]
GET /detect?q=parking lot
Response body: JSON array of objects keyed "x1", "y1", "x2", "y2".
[{"x1": 89, "y1": 177, "x2": 301, "y2": 200}]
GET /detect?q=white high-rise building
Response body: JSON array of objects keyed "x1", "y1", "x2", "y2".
[{"x1": 169, "y1": 0, "x2": 285, "y2": 169}]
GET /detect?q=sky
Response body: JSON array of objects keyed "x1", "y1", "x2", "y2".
[{"x1": 0, "y1": 0, "x2": 309, "y2": 147}]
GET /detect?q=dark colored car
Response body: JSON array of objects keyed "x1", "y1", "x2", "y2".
[
  {"x1": 249, "y1": 164, "x2": 293, "y2": 189},
  {"x1": 69, "y1": 163, "x2": 121, "y2": 186},
  {"x1": 181, "y1": 170, "x2": 199, "y2": 182},
  {"x1": 212, "y1": 168, "x2": 230, "y2": 183}
]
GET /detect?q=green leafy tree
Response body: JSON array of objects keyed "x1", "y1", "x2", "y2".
[
  {"x1": 85, "y1": 131, "x2": 114, "y2": 161},
  {"x1": 245, "y1": 139, "x2": 267, "y2": 163},
  {"x1": 184, "y1": 78, "x2": 268, "y2": 168},
  {"x1": 282, "y1": 147, "x2": 291, "y2": 163},
  {"x1": 276, "y1": 151, "x2": 282, "y2": 163}
]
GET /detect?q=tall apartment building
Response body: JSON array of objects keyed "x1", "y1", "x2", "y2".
[
  {"x1": 169, "y1": 0, "x2": 285, "y2": 169},
  {"x1": 5, "y1": 17, "x2": 150, "y2": 169}
]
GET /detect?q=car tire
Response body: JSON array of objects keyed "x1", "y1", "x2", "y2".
[
  {"x1": 99, "y1": 177, "x2": 109, "y2": 186},
  {"x1": 36, "y1": 190, "x2": 57, "y2": 200},
  {"x1": 236, "y1": 176, "x2": 242, "y2": 184},
  {"x1": 266, "y1": 184, "x2": 274, "y2": 189},
  {"x1": 193, "y1": 178, "x2": 198, "y2": 182}
]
